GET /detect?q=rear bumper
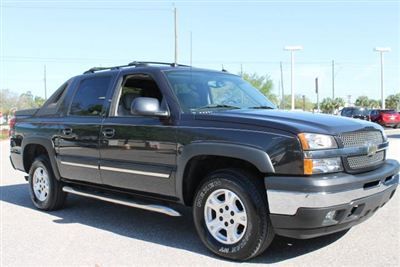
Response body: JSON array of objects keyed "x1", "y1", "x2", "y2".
[{"x1": 265, "y1": 159, "x2": 399, "y2": 239}]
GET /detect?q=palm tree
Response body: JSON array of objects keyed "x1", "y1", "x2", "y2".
[
  {"x1": 355, "y1": 96, "x2": 369, "y2": 107},
  {"x1": 385, "y1": 94, "x2": 400, "y2": 110},
  {"x1": 320, "y1": 98, "x2": 335, "y2": 114},
  {"x1": 368, "y1": 99, "x2": 380, "y2": 109}
]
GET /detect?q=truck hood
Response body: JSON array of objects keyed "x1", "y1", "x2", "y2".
[{"x1": 194, "y1": 109, "x2": 383, "y2": 135}]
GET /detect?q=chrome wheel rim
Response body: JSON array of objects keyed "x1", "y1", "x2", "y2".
[
  {"x1": 204, "y1": 189, "x2": 248, "y2": 245},
  {"x1": 32, "y1": 167, "x2": 49, "y2": 201}
]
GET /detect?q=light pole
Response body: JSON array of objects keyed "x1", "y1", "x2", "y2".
[
  {"x1": 284, "y1": 46, "x2": 303, "y2": 110},
  {"x1": 374, "y1": 47, "x2": 391, "y2": 109}
]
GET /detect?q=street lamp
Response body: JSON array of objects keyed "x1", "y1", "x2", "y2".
[
  {"x1": 284, "y1": 45, "x2": 303, "y2": 110},
  {"x1": 374, "y1": 47, "x2": 391, "y2": 109}
]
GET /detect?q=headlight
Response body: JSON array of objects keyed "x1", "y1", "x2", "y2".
[
  {"x1": 298, "y1": 133, "x2": 337, "y2": 150},
  {"x1": 304, "y1": 157, "x2": 343, "y2": 175}
]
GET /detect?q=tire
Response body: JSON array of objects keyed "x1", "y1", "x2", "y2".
[
  {"x1": 28, "y1": 155, "x2": 66, "y2": 210},
  {"x1": 193, "y1": 169, "x2": 275, "y2": 261}
]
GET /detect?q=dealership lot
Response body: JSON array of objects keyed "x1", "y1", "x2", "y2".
[{"x1": 1, "y1": 131, "x2": 399, "y2": 266}]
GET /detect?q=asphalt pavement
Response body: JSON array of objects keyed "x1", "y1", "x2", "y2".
[{"x1": 1, "y1": 132, "x2": 399, "y2": 266}]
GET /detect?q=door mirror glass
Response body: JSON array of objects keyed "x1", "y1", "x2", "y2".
[{"x1": 130, "y1": 97, "x2": 169, "y2": 117}]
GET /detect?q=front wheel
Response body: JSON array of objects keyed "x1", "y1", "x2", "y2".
[{"x1": 193, "y1": 169, "x2": 274, "y2": 261}]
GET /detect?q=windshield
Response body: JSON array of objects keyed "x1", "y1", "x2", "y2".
[
  {"x1": 353, "y1": 108, "x2": 369, "y2": 116},
  {"x1": 165, "y1": 70, "x2": 276, "y2": 112}
]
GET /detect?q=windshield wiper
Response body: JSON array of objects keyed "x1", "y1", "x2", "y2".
[
  {"x1": 248, "y1": 106, "x2": 275, "y2": 109},
  {"x1": 195, "y1": 104, "x2": 241, "y2": 110}
]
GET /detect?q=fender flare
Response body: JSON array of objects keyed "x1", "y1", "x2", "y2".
[
  {"x1": 21, "y1": 137, "x2": 61, "y2": 180},
  {"x1": 175, "y1": 142, "x2": 275, "y2": 203}
]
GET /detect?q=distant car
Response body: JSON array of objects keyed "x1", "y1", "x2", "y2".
[
  {"x1": 370, "y1": 109, "x2": 400, "y2": 128},
  {"x1": 340, "y1": 107, "x2": 370, "y2": 121}
]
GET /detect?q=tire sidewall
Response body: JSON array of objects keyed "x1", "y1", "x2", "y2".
[
  {"x1": 28, "y1": 156, "x2": 56, "y2": 210},
  {"x1": 193, "y1": 172, "x2": 267, "y2": 260}
]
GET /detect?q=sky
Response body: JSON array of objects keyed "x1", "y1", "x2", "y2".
[{"x1": 1, "y1": 0, "x2": 399, "y2": 105}]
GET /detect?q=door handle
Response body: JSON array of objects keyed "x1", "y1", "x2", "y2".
[
  {"x1": 102, "y1": 128, "x2": 115, "y2": 138},
  {"x1": 62, "y1": 128, "x2": 73, "y2": 136}
]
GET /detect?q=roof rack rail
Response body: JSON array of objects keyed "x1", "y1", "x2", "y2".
[
  {"x1": 83, "y1": 61, "x2": 190, "y2": 74},
  {"x1": 128, "y1": 61, "x2": 190, "y2": 67}
]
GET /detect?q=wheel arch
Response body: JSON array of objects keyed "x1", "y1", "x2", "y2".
[
  {"x1": 176, "y1": 142, "x2": 275, "y2": 206},
  {"x1": 22, "y1": 137, "x2": 61, "y2": 180}
]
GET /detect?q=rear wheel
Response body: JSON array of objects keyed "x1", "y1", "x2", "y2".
[
  {"x1": 28, "y1": 155, "x2": 66, "y2": 210},
  {"x1": 193, "y1": 169, "x2": 274, "y2": 261}
]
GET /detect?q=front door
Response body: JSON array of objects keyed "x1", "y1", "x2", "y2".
[{"x1": 99, "y1": 73, "x2": 177, "y2": 196}]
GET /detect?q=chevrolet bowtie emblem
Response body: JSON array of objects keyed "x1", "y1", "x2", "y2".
[{"x1": 366, "y1": 143, "x2": 378, "y2": 157}]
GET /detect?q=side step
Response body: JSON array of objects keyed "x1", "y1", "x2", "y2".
[{"x1": 62, "y1": 186, "x2": 181, "y2": 217}]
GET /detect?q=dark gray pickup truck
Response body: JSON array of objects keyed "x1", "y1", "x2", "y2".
[{"x1": 10, "y1": 62, "x2": 399, "y2": 261}]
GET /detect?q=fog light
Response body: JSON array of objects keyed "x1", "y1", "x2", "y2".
[{"x1": 322, "y1": 210, "x2": 338, "y2": 226}]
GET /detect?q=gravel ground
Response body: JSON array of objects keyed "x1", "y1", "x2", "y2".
[{"x1": 1, "y1": 132, "x2": 399, "y2": 266}]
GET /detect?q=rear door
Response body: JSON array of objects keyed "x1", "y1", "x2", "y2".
[{"x1": 57, "y1": 74, "x2": 115, "y2": 184}]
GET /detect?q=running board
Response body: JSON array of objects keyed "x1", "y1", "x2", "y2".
[{"x1": 62, "y1": 186, "x2": 181, "y2": 217}]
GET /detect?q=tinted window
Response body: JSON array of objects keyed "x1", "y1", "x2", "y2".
[
  {"x1": 70, "y1": 76, "x2": 112, "y2": 116},
  {"x1": 353, "y1": 108, "x2": 368, "y2": 116},
  {"x1": 165, "y1": 71, "x2": 275, "y2": 112}
]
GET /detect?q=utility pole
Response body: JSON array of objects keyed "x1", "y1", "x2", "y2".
[
  {"x1": 280, "y1": 61, "x2": 285, "y2": 109},
  {"x1": 315, "y1": 77, "x2": 319, "y2": 112},
  {"x1": 190, "y1": 31, "x2": 192, "y2": 66},
  {"x1": 44, "y1": 65, "x2": 47, "y2": 100},
  {"x1": 284, "y1": 46, "x2": 303, "y2": 110},
  {"x1": 374, "y1": 47, "x2": 391, "y2": 109},
  {"x1": 240, "y1": 64, "x2": 243, "y2": 77},
  {"x1": 174, "y1": 7, "x2": 178, "y2": 65},
  {"x1": 332, "y1": 60, "x2": 335, "y2": 99},
  {"x1": 302, "y1": 95, "x2": 306, "y2": 111}
]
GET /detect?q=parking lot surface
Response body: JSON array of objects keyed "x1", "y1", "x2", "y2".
[{"x1": 1, "y1": 131, "x2": 399, "y2": 266}]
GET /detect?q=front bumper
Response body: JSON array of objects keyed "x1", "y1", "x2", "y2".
[{"x1": 265, "y1": 159, "x2": 399, "y2": 239}]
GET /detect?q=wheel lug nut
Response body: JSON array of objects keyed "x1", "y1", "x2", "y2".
[
  {"x1": 230, "y1": 211, "x2": 234, "y2": 216},
  {"x1": 219, "y1": 208, "x2": 223, "y2": 213},
  {"x1": 219, "y1": 216, "x2": 223, "y2": 221},
  {"x1": 225, "y1": 206, "x2": 229, "y2": 211},
  {"x1": 224, "y1": 222, "x2": 229, "y2": 227},
  {"x1": 230, "y1": 219, "x2": 234, "y2": 224}
]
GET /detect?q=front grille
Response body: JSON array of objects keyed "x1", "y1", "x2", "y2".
[
  {"x1": 337, "y1": 130, "x2": 383, "y2": 148},
  {"x1": 337, "y1": 130, "x2": 385, "y2": 171},
  {"x1": 347, "y1": 151, "x2": 385, "y2": 169}
]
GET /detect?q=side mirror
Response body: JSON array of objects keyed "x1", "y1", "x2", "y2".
[{"x1": 130, "y1": 97, "x2": 169, "y2": 117}]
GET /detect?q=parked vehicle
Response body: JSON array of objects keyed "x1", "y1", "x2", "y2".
[
  {"x1": 339, "y1": 107, "x2": 370, "y2": 121},
  {"x1": 370, "y1": 109, "x2": 400, "y2": 128},
  {"x1": 9, "y1": 62, "x2": 399, "y2": 261}
]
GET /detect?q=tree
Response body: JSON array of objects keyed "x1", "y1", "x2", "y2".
[
  {"x1": 0, "y1": 89, "x2": 18, "y2": 114},
  {"x1": 281, "y1": 94, "x2": 314, "y2": 111},
  {"x1": 241, "y1": 72, "x2": 278, "y2": 105},
  {"x1": 333, "y1": 97, "x2": 345, "y2": 110},
  {"x1": 355, "y1": 96, "x2": 369, "y2": 107},
  {"x1": 319, "y1": 97, "x2": 345, "y2": 114},
  {"x1": 385, "y1": 93, "x2": 400, "y2": 110},
  {"x1": 320, "y1": 98, "x2": 335, "y2": 113},
  {"x1": 0, "y1": 89, "x2": 46, "y2": 115},
  {"x1": 368, "y1": 99, "x2": 380, "y2": 109}
]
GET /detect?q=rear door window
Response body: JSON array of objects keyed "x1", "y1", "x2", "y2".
[{"x1": 69, "y1": 76, "x2": 112, "y2": 116}]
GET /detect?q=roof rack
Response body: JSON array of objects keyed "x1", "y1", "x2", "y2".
[{"x1": 83, "y1": 61, "x2": 190, "y2": 74}]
